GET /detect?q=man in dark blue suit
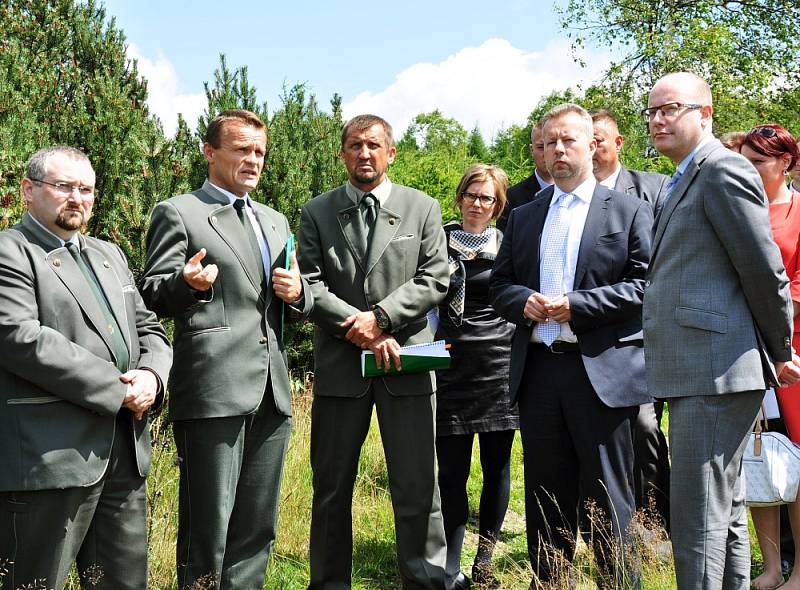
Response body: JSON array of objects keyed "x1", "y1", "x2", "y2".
[{"x1": 490, "y1": 103, "x2": 652, "y2": 589}]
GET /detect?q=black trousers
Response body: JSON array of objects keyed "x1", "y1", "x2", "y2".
[
  {"x1": 518, "y1": 347, "x2": 639, "y2": 589},
  {"x1": 436, "y1": 430, "x2": 515, "y2": 541}
]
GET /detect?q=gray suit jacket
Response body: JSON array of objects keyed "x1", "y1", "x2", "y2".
[
  {"x1": 140, "y1": 180, "x2": 312, "y2": 420},
  {"x1": 0, "y1": 213, "x2": 172, "y2": 491},
  {"x1": 298, "y1": 183, "x2": 449, "y2": 397},
  {"x1": 643, "y1": 139, "x2": 793, "y2": 397},
  {"x1": 614, "y1": 167, "x2": 670, "y2": 210}
]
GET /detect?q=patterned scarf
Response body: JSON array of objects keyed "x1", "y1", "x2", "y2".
[{"x1": 447, "y1": 226, "x2": 495, "y2": 326}]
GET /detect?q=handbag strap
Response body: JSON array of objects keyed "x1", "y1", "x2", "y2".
[{"x1": 753, "y1": 402, "x2": 769, "y2": 457}]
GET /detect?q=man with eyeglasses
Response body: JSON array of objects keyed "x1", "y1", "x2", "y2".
[
  {"x1": 642, "y1": 72, "x2": 800, "y2": 588},
  {"x1": 0, "y1": 146, "x2": 172, "y2": 590},
  {"x1": 490, "y1": 103, "x2": 652, "y2": 589}
]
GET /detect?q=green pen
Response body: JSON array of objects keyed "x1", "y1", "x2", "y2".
[{"x1": 281, "y1": 233, "x2": 295, "y2": 340}]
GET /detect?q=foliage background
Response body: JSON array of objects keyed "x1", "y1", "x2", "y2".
[{"x1": 1, "y1": 1, "x2": 799, "y2": 587}]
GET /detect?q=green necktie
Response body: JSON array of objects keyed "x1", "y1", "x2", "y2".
[
  {"x1": 65, "y1": 241, "x2": 129, "y2": 372},
  {"x1": 233, "y1": 199, "x2": 266, "y2": 287}
]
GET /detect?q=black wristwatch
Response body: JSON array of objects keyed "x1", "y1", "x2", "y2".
[{"x1": 372, "y1": 305, "x2": 391, "y2": 331}]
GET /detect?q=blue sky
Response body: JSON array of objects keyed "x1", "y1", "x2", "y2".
[{"x1": 102, "y1": 0, "x2": 610, "y2": 139}]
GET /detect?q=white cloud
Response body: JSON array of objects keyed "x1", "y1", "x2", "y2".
[
  {"x1": 343, "y1": 38, "x2": 611, "y2": 141},
  {"x1": 127, "y1": 44, "x2": 207, "y2": 137}
]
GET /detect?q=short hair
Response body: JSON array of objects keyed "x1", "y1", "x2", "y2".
[
  {"x1": 26, "y1": 146, "x2": 90, "y2": 180},
  {"x1": 658, "y1": 72, "x2": 713, "y2": 105},
  {"x1": 590, "y1": 108, "x2": 618, "y2": 127},
  {"x1": 455, "y1": 163, "x2": 509, "y2": 221},
  {"x1": 719, "y1": 131, "x2": 747, "y2": 152},
  {"x1": 206, "y1": 109, "x2": 266, "y2": 148},
  {"x1": 742, "y1": 124, "x2": 799, "y2": 171},
  {"x1": 540, "y1": 103, "x2": 594, "y2": 139},
  {"x1": 341, "y1": 114, "x2": 394, "y2": 149}
]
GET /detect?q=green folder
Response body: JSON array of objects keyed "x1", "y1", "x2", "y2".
[{"x1": 361, "y1": 340, "x2": 451, "y2": 377}]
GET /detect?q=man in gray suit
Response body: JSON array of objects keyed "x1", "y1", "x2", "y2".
[
  {"x1": 643, "y1": 72, "x2": 800, "y2": 588},
  {"x1": 298, "y1": 114, "x2": 449, "y2": 589},
  {"x1": 591, "y1": 108, "x2": 671, "y2": 532},
  {"x1": 0, "y1": 146, "x2": 172, "y2": 590},
  {"x1": 141, "y1": 110, "x2": 311, "y2": 590}
]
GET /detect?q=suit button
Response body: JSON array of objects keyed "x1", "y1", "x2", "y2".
[{"x1": 259, "y1": 336, "x2": 268, "y2": 344}]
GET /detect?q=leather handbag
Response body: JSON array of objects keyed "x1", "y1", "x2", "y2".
[{"x1": 743, "y1": 409, "x2": 800, "y2": 506}]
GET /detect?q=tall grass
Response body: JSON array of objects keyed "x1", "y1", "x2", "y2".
[{"x1": 4, "y1": 387, "x2": 764, "y2": 589}]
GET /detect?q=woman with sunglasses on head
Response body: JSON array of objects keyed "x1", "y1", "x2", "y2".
[
  {"x1": 741, "y1": 123, "x2": 800, "y2": 590},
  {"x1": 434, "y1": 164, "x2": 517, "y2": 590}
]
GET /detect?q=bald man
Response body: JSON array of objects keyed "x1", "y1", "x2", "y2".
[
  {"x1": 590, "y1": 109, "x2": 671, "y2": 532},
  {"x1": 496, "y1": 122, "x2": 552, "y2": 232},
  {"x1": 643, "y1": 72, "x2": 798, "y2": 589}
]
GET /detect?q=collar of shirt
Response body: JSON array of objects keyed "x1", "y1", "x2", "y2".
[
  {"x1": 28, "y1": 212, "x2": 80, "y2": 249},
  {"x1": 598, "y1": 165, "x2": 622, "y2": 190},
  {"x1": 550, "y1": 175, "x2": 596, "y2": 209},
  {"x1": 534, "y1": 169, "x2": 552, "y2": 190},
  {"x1": 676, "y1": 133, "x2": 713, "y2": 175},
  {"x1": 345, "y1": 177, "x2": 393, "y2": 206},
  {"x1": 209, "y1": 181, "x2": 252, "y2": 208},
  {"x1": 208, "y1": 182, "x2": 271, "y2": 276}
]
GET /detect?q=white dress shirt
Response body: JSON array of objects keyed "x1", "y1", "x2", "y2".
[
  {"x1": 210, "y1": 182, "x2": 272, "y2": 282},
  {"x1": 344, "y1": 177, "x2": 393, "y2": 206},
  {"x1": 598, "y1": 164, "x2": 622, "y2": 190},
  {"x1": 531, "y1": 176, "x2": 596, "y2": 343}
]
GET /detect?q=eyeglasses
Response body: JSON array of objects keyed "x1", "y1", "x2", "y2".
[
  {"x1": 640, "y1": 102, "x2": 703, "y2": 123},
  {"x1": 461, "y1": 192, "x2": 497, "y2": 206},
  {"x1": 30, "y1": 178, "x2": 95, "y2": 198},
  {"x1": 748, "y1": 126, "x2": 777, "y2": 138}
]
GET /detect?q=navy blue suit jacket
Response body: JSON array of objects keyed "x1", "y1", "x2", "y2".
[{"x1": 489, "y1": 183, "x2": 653, "y2": 408}]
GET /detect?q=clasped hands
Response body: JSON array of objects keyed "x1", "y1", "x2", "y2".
[
  {"x1": 183, "y1": 248, "x2": 303, "y2": 303},
  {"x1": 120, "y1": 369, "x2": 158, "y2": 420},
  {"x1": 342, "y1": 311, "x2": 402, "y2": 373},
  {"x1": 524, "y1": 291, "x2": 571, "y2": 324}
]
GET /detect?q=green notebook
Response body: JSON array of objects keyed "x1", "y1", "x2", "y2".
[{"x1": 361, "y1": 340, "x2": 451, "y2": 377}]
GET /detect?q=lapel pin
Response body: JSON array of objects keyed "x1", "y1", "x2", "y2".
[
  {"x1": 342, "y1": 213, "x2": 350, "y2": 220},
  {"x1": 52, "y1": 259, "x2": 61, "y2": 267},
  {"x1": 211, "y1": 216, "x2": 217, "y2": 223},
  {"x1": 103, "y1": 261, "x2": 110, "y2": 268}
]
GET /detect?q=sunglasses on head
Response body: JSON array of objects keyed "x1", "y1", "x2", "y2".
[{"x1": 748, "y1": 126, "x2": 777, "y2": 138}]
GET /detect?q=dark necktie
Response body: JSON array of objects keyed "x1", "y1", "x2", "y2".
[
  {"x1": 233, "y1": 199, "x2": 266, "y2": 287},
  {"x1": 361, "y1": 193, "x2": 377, "y2": 244},
  {"x1": 65, "y1": 241, "x2": 129, "y2": 372}
]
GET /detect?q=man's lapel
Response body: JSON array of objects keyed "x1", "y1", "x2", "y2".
[
  {"x1": 201, "y1": 182, "x2": 263, "y2": 298},
  {"x1": 364, "y1": 189, "x2": 402, "y2": 276},
  {"x1": 82, "y1": 240, "x2": 132, "y2": 353},
  {"x1": 253, "y1": 206, "x2": 284, "y2": 307},
  {"x1": 614, "y1": 167, "x2": 636, "y2": 196},
  {"x1": 525, "y1": 187, "x2": 552, "y2": 291},
  {"x1": 573, "y1": 185, "x2": 610, "y2": 289},
  {"x1": 17, "y1": 215, "x2": 117, "y2": 356},
  {"x1": 336, "y1": 188, "x2": 367, "y2": 273}
]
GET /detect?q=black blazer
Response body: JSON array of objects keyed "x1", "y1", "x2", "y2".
[
  {"x1": 489, "y1": 183, "x2": 653, "y2": 408},
  {"x1": 496, "y1": 172, "x2": 543, "y2": 232}
]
